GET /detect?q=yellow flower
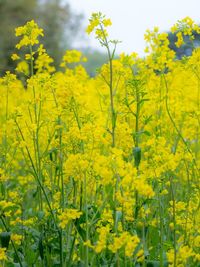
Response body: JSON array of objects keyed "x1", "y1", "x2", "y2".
[
  {"x1": 86, "y1": 12, "x2": 101, "y2": 34},
  {"x1": 84, "y1": 240, "x2": 94, "y2": 249},
  {"x1": 11, "y1": 234, "x2": 23, "y2": 245},
  {"x1": 95, "y1": 225, "x2": 110, "y2": 253},
  {"x1": 125, "y1": 235, "x2": 140, "y2": 257},
  {"x1": 62, "y1": 50, "x2": 82, "y2": 64},
  {"x1": 58, "y1": 209, "x2": 82, "y2": 229},
  {"x1": 15, "y1": 61, "x2": 29, "y2": 75},
  {"x1": 15, "y1": 20, "x2": 44, "y2": 49},
  {"x1": 102, "y1": 19, "x2": 112, "y2": 27},
  {"x1": 25, "y1": 53, "x2": 34, "y2": 60},
  {"x1": 0, "y1": 248, "x2": 7, "y2": 261},
  {"x1": 86, "y1": 12, "x2": 112, "y2": 42},
  {"x1": 175, "y1": 32, "x2": 184, "y2": 47},
  {"x1": 11, "y1": 53, "x2": 20, "y2": 61}
]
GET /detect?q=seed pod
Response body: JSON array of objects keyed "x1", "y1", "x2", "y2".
[
  {"x1": 0, "y1": 232, "x2": 11, "y2": 249},
  {"x1": 133, "y1": 147, "x2": 141, "y2": 168}
]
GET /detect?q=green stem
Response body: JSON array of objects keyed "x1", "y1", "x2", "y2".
[
  {"x1": 58, "y1": 116, "x2": 64, "y2": 267},
  {"x1": 59, "y1": 229, "x2": 64, "y2": 267},
  {"x1": 29, "y1": 45, "x2": 34, "y2": 77},
  {"x1": 159, "y1": 195, "x2": 164, "y2": 267},
  {"x1": 15, "y1": 119, "x2": 65, "y2": 266},
  {"x1": 0, "y1": 216, "x2": 23, "y2": 267},
  {"x1": 15, "y1": 120, "x2": 56, "y2": 226},
  {"x1": 67, "y1": 232, "x2": 77, "y2": 266},
  {"x1": 84, "y1": 173, "x2": 89, "y2": 267},
  {"x1": 135, "y1": 82, "x2": 140, "y2": 147},
  {"x1": 169, "y1": 176, "x2": 176, "y2": 267},
  {"x1": 100, "y1": 24, "x2": 116, "y2": 147},
  {"x1": 163, "y1": 74, "x2": 199, "y2": 173}
]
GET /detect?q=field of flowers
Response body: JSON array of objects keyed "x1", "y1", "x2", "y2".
[{"x1": 0, "y1": 13, "x2": 199, "y2": 267}]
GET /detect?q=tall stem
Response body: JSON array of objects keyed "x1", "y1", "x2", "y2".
[
  {"x1": 0, "y1": 216, "x2": 23, "y2": 267},
  {"x1": 159, "y1": 194, "x2": 164, "y2": 267},
  {"x1": 135, "y1": 82, "x2": 140, "y2": 147},
  {"x1": 84, "y1": 173, "x2": 89, "y2": 267},
  {"x1": 100, "y1": 24, "x2": 116, "y2": 147},
  {"x1": 169, "y1": 176, "x2": 177, "y2": 267},
  {"x1": 163, "y1": 74, "x2": 199, "y2": 173}
]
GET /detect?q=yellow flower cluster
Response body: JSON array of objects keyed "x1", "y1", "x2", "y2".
[
  {"x1": 58, "y1": 209, "x2": 82, "y2": 229},
  {"x1": 0, "y1": 248, "x2": 7, "y2": 261},
  {"x1": 108, "y1": 232, "x2": 140, "y2": 257},
  {"x1": 86, "y1": 12, "x2": 112, "y2": 42},
  {"x1": 15, "y1": 20, "x2": 44, "y2": 49},
  {"x1": 86, "y1": 12, "x2": 112, "y2": 34}
]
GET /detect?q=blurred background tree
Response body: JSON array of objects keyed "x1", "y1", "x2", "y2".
[
  {"x1": 82, "y1": 48, "x2": 108, "y2": 77},
  {"x1": 0, "y1": 0, "x2": 37, "y2": 74},
  {"x1": 0, "y1": 0, "x2": 83, "y2": 75},
  {"x1": 38, "y1": 0, "x2": 83, "y2": 67}
]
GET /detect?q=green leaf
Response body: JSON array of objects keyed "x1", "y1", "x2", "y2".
[
  {"x1": 146, "y1": 260, "x2": 168, "y2": 267},
  {"x1": 0, "y1": 231, "x2": 11, "y2": 249},
  {"x1": 74, "y1": 219, "x2": 86, "y2": 241},
  {"x1": 38, "y1": 235, "x2": 44, "y2": 260},
  {"x1": 114, "y1": 210, "x2": 122, "y2": 230}
]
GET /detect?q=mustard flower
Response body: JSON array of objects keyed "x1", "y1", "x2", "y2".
[
  {"x1": 15, "y1": 20, "x2": 44, "y2": 49},
  {"x1": 0, "y1": 248, "x2": 7, "y2": 261}
]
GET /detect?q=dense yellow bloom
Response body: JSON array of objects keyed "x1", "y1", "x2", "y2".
[
  {"x1": 95, "y1": 225, "x2": 110, "y2": 253},
  {"x1": 108, "y1": 232, "x2": 140, "y2": 257},
  {"x1": 167, "y1": 245, "x2": 195, "y2": 266},
  {"x1": 0, "y1": 15, "x2": 199, "y2": 266}
]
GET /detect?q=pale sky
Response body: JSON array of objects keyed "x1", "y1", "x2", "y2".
[{"x1": 68, "y1": 0, "x2": 200, "y2": 55}]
